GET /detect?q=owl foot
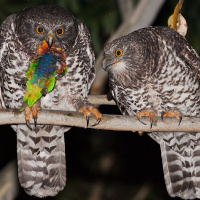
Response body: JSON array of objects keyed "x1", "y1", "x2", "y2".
[
  {"x1": 161, "y1": 109, "x2": 182, "y2": 126},
  {"x1": 136, "y1": 109, "x2": 156, "y2": 129},
  {"x1": 79, "y1": 105, "x2": 102, "y2": 128},
  {"x1": 25, "y1": 103, "x2": 41, "y2": 130}
]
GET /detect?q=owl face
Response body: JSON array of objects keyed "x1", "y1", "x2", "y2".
[
  {"x1": 103, "y1": 32, "x2": 152, "y2": 81},
  {"x1": 103, "y1": 39, "x2": 129, "y2": 73},
  {"x1": 15, "y1": 5, "x2": 78, "y2": 56}
]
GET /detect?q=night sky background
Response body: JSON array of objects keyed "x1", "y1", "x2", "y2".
[{"x1": 0, "y1": 0, "x2": 200, "y2": 200}]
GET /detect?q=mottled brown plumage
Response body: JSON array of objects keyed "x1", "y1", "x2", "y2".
[{"x1": 103, "y1": 26, "x2": 200, "y2": 199}]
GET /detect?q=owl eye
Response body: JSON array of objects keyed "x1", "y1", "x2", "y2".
[
  {"x1": 56, "y1": 28, "x2": 64, "y2": 36},
  {"x1": 36, "y1": 26, "x2": 45, "y2": 34},
  {"x1": 115, "y1": 49, "x2": 123, "y2": 57}
]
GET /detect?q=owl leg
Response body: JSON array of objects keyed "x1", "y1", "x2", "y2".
[
  {"x1": 135, "y1": 108, "x2": 156, "y2": 129},
  {"x1": 31, "y1": 102, "x2": 41, "y2": 127},
  {"x1": 79, "y1": 105, "x2": 102, "y2": 128},
  {"x1": 24, "y1": 102, "x2": 41, "y2": 130},
  {"x1": 161, "y1": 108, "x2": 182, "y2": 126}
]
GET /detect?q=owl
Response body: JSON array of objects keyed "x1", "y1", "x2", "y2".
[
  {"x1": 0, "y1": 5, "x2": 101, "y2": 198},
  {"x1": 103, "y1": 26, "x2": 200, "y2": 199}
]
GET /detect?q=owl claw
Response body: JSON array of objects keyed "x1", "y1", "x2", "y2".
[
  {"x1": 136, "y1": 109, "x2": 156, "y2": 129},
  {"x1": 33, "y1": 117, "x2": 37, "y2": 128},
  {"x1": 161, "y1": 111, "x2": 165, "y2": 121},
  {"x1": 178, "y1": 116, "x2": 182, "y2": 126},
  {"x1": 90, "y1": 118, "x2": 101, "y2": 127},
  {"x1": 26, "y1": 120, "x2": 33, "y2": 131},
  {"x1": 79, "y1": 105, "x2": 102, "y2": 128},
  {"x1": 136, "y1": 116, "x2": 147, "y2": 126},
  {"x1": 86, "y1": 114, "x2": 90, "y2": 128},
  {"x1": 161, "y1": 109, "x2": 182, "y2": 126}
]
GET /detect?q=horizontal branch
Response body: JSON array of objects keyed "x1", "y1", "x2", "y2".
[
  {"x1": 1, "y1": 109, "x2": 200, "y2": 132},
  {"x1": 88, "y1": 95, "x2": 115, "y2": 105}
]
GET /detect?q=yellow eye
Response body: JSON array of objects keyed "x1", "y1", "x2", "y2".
[
  {"x1": 36, "y1": 26, "x2": 45, "y2": 34},
  {"x1": 56, "y1": 28, "x2": 64, "y2": 36},
  {"x1": 115, "y1": 49, "x2": 123, "y2": 57}
]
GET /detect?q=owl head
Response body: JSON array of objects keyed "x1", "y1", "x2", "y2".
[
  {"x1": 103, "y1": 30, "x2": 155, "y2": 81},
  {"x1": 15, "y1": 5, "x2": 78, "y2": 56}
]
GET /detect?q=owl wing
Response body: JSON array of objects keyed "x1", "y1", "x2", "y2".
[
  {"x1": 77, "y1": 20, "x2": 95, "y2": 93},
  {"x1": 0, "y1": 14, "x2": 17, "y2": 108},
  {"x1": 162, "y1": 27, "x2": 200, "y2": 80},
  {"x1": 178, "y1": 39, "x2": 200, "y2": 80},
  {"x1": 148, "y1": 28, "x2": 200, "y2": 199}
]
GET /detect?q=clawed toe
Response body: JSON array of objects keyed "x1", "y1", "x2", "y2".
[
  {"x1": 26, "y1": 119, "x2": 33, "y2": 131},
  {"x1": 24, "y1": 103, "x2": 40, "y2": 130},
  {"x1": 161, "y1": 109, "x2": 182, "y2": 126},
  {"x1": 136, "y1": 109, "x2": 156, "y2": 129},
  {"x1": 79, "y1": 105, "x2": 102, "y2": 128}
]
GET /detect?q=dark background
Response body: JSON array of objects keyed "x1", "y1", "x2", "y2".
[{"x1": 0, "y1": 0, "x2": 200, "y2": 200}]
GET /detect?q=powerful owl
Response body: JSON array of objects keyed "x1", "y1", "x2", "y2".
[
  {"x1": 103, "y1": 26, "x2": 200, "y2": 199},
  {"x1": 0, "y1": 5, "x2": 101, "y2": 198}
]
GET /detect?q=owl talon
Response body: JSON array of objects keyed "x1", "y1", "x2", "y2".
[
  {"x1": 26, "y1": 120, "x2": 32, "y2": 131},
  {"x1": 33, "y1": 117, "x2": 37, "y2": 128},
  {"x1": 150, "y1": 117, "x2": 153, "y2": 129},
  {"x1": 136, "y1": 116, "x2": 147, "y2": 126},
  {"x1": 136, "y1": 109, "x2": 156, "y2": 129},
  {"x1": 86, "y1": 114, "x2": 90, "y2": 128},
  {"x1": 90, "y1": 118, "x2": 101, "y2": 127},
  {"x1": 24, "y1": 103, "x2": 40, "y2": 129},
  {"x1": 79, "y1": 105, "x2": 102, "y2": 128},
  {"x1": 178, "y1": 116, "x2": 182, "y2": 126},
  {"x1": 161, "y1": 111, "x2": 165, "y2": 121},
  {"x1": 161, "y1": 109, "x2": 182, "y2": 126}
]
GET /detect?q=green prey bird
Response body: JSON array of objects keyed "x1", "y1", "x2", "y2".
[{"x1": 20, "y1": 40, "x2": 67, "y2": 111}]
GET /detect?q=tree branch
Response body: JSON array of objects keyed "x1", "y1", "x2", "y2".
[
  {"x1": 1, "y1": 108, "x2": 200, "y2": 132},
  {"x1": 118, "y1": 0, "x2": 134, "y2": 22},
  {"x1": 88, "y1": 95, "x2": 115, "y2": 105},
  {"x1": 0, "y1": 160, "x2": 18, "y2": 200}
]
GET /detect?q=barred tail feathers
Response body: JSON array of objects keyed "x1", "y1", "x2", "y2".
[
  {"x1": 16, "y1": 125, "x2": 68, "y2": 198},
  {"x1": 149, "y1": 132, "x2": 200, "y2": 199}
]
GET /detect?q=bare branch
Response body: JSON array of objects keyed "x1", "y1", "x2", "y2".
[
  {"x1": 118, "y1": 0, "x2": 134, "y2": 22},
  {"x1": 1, "y1": 109, "x2": 200, "y2": 132},
  {"x1": 0, "y1": 160, "x2": 18, "y2": 200},
  {"x1": 88, "y1": 95, "x2": 115, "y2": 105},
  {"x1": 91, "y1": 0, "x2": 166, "y2": 94}
]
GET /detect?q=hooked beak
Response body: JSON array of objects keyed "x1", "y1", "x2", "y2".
[
  {"x1": 103, "y1": 57, "x2": 113, "y2": 71},
  {"x1": 46, "y1": 33, "x2": 54, "y2": 48}
]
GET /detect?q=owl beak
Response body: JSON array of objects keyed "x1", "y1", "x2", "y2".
[
  {"x1": 46, "y1": 33, "x2": 54, "y2": 48},
  {"x1": 103, "y1": 58, "x2": 112, "y2": 71}
]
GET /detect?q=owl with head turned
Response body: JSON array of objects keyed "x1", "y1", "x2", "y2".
[
  {"x1": 0, "y1": 5, "x2": 101, "y2": 198},
  {"x1": 103, "y1": 26, "x2": 200, "y2": 199}
]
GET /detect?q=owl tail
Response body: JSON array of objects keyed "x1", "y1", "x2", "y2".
[
  {"x1": 15, "y1": 124, "x2": 69, "y2": 197},
  {"x1": 149, "y1": 132, "x2": 200, "y2": 199}
]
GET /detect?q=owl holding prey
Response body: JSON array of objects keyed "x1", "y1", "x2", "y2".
[
  {"x1": 0, "y1": 5, "x2": 101, "y2": 198},
  {"x1": 103, "y1": 26, "x2": 200, "y2": 199}
]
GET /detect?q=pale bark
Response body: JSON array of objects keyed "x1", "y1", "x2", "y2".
[{"x1": 0, "y1": 108, "x2": 199, "y2": 132}]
